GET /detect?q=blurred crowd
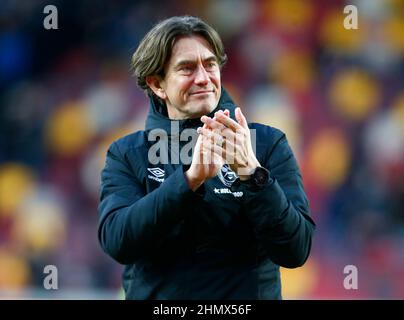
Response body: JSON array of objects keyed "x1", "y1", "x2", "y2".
[{"x1": 0, "y1": 0, "x2": 403, "y2": 299}]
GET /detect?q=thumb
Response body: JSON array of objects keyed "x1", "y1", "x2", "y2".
[{"x1": 235, "y1": 107, "x2": 248, "y2": 129}]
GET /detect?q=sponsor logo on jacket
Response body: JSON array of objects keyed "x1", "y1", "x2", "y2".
[
  {"x1": 213, "y1": 187, "x2": 243, "y2": 198},
  {"x1": 147, "y1": 167, "x2": 165, "y2": 183}
]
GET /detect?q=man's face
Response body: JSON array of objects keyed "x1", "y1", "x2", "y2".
[{"x1": 152, "y1": 35, "x2": 221, "y2": 119}]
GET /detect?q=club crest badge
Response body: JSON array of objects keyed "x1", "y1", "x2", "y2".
[{"x1": 217, "y1": 164, "x2": 238, "y2": 187}]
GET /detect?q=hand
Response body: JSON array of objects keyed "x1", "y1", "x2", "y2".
[
  {"x1": 184, "y1": 128, "x2": 225, "y2": 191},
  {"x1": 200, "y1": 107, "x2": 260, "y2": 180}
]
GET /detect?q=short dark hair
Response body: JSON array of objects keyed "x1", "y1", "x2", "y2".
[{"x1": 131, "y1": 16, "x2": 227, "y2": 97}]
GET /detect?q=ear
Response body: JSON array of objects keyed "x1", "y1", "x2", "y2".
[{"x1": 145, "y1": 75, "x2": 167, "y2": 100}]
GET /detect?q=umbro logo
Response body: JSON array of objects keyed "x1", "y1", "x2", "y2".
[
  {"x1": 147, "y1": 167, "x2": 165, "y2": 178},
  {"x1": 147, "y1": 167, "x2": 165, "y2": 183}
]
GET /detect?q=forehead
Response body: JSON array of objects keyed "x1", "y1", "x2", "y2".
[{"x1": 169, "y1": 35, "x2": 215, "y2": 64}]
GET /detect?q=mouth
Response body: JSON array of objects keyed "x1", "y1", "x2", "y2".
[{"x1": 190, "y1": 90, "x2": 214, "y2": 96}]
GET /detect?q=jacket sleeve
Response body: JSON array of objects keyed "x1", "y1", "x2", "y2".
[
  {"x1": 98, "y1": 141, "x2": 198, "y2": 265},
  {"x1": 242, "y1": 130, "x2": 315, "y2": 268}
]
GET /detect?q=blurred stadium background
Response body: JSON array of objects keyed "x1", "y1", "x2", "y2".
[{"x1": 0, "y1": 0, "x2": 403, "y2": 299}]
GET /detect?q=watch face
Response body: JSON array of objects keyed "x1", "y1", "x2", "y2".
[{"x1": 254, "y1": 167, "x2": 269, "y2": 186}]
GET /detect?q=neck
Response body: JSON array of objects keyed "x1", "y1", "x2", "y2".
[{"x1": 167, "y1": 106, "x2": 216, "y2": 120}]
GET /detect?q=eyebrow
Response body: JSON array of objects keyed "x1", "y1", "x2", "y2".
[{"x1": 174, "y1": 56, "x2": 217, "y2": 68}]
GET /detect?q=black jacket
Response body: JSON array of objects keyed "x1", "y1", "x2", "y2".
[{"x1": 98, "y1": 88, "x2": 315, "y2": 299}]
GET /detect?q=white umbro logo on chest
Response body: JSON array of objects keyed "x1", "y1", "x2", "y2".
[{"x1": 147, "y1": 167, "x2": 165, "y2": 183}]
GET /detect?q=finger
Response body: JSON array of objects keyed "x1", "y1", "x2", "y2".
[
  {"x1": 201, "y1": 115, "x2": 226, "y2": 131},
  {"x1": 215, "y1": 110, "x2": 243, "y2": 132},
  {"x1": 201, "y1": 135, "x2": 216, "y2": 166},
  {"x1": 211, "y1": 147, "x2": 225, "y2": 165},
  {"x1": 221, "y1": 138, "x2": 236, "y2": 166},
  {"x1": 193, "y1": 134, "x2": 203, "y2": 165},
  {"x1": 197, "y1": 126, "x2": 219, "y2": 137},
  {"x1": 198, "y1": 127, "x2": 225, "y2": 146},
  {"x1": 202, "y1": 140, "x2": 225, "y2": 164},
  {"x1": 200, "y1": 139, "x2": 215, "y2": 161},
  {"x1": 198, "y1": 126, "x2": 212, "y2": 139},
  {"x1": 235, "y1": 107, "x2": 248, "y2": 129},
  {"x1": 221, "y1": 127, "x2": 235, "y2": 141},
  {"x1": 224, "y1": 109, "x2": 230, "y2": 117},
  {"x1": 205, "y1": 143, "x2": 225, "y2": 157},
  {"x1": 199, "y1": 135, "x2": 215, "y2": 159}
]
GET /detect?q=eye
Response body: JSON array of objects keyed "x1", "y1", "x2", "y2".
[
  {"x1": 179, "y1": 65, "x2": 194, "y2": 74},
  {"x1": 205, "y1": 61, "x2": 218, "y2": 70}
]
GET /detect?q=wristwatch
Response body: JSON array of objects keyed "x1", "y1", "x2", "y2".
[
  {"x1": 230, "y1": 166, "x2": 270, "y2": 191},
  {"x1": 250, "y1": 166, "x2": 270, "y2": 188}
]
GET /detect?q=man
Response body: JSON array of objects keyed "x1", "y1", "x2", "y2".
[{"x1": 98, "y1": 15, "x2": 315, "y2": 299}]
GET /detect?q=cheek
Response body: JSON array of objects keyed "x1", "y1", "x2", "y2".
[
  {"x1": 212, "y1": 73, "x2": 221, "y2": 87},
  {"x1": 178, "y1": 80, "x2": 194, "y2": 96},
  {"x1": 167, "y1": 79, "x2": 189, "y2": 98},
  {"x1": 211, "y1": 72, "x2": 221, "y2": 86}
]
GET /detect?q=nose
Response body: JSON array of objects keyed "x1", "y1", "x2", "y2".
[{"x1": 194, "y1": 65, "x2": 209, "y2": 85}]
